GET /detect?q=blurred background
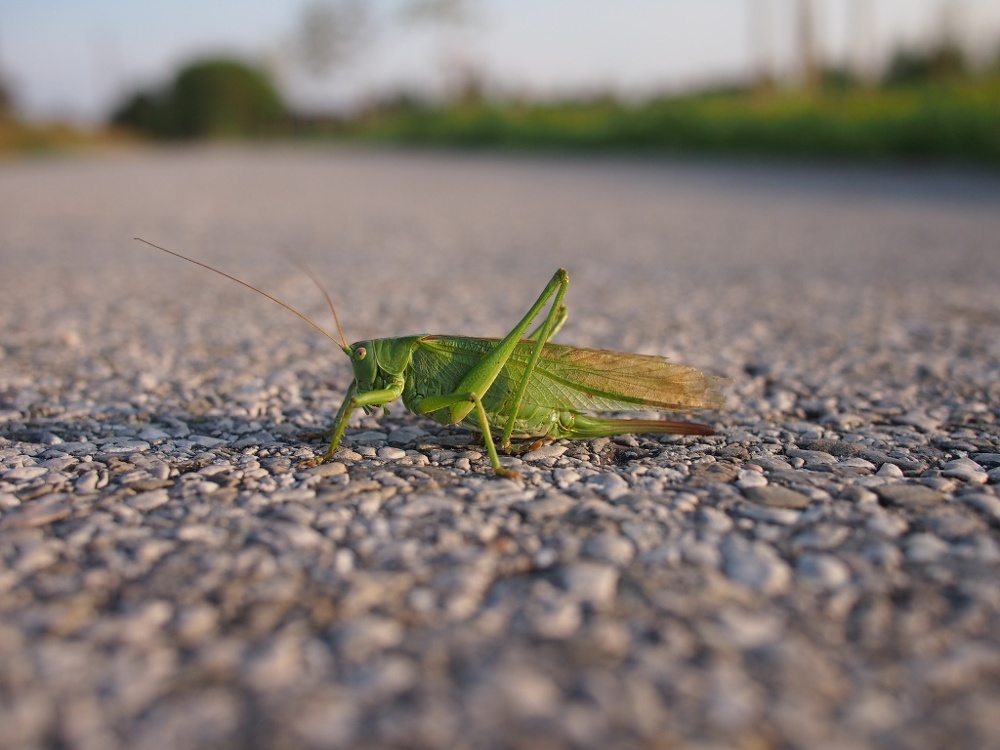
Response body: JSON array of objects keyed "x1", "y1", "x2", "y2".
[{"x1": 1, "y1": 0, "x2": 999, "y2": 161}]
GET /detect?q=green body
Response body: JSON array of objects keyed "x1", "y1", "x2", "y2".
[
  {"x1": 325, "y1": 269, "x2": 727, "y2": 478},
  {"x1": 138, "y1": 244, "x2": 726, "y2": 478}
]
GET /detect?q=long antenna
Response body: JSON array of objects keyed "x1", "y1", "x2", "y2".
[
  {"x1": 288, "y1": 256, "x2": 349, "y2": 349},
  {"x1": 134, "y1": 238, "x2": 350, "y2": 352}
]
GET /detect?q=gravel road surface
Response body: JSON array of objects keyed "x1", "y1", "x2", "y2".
[{"x1": 1, "y1": 148, "x2": 999, "y2": 749}]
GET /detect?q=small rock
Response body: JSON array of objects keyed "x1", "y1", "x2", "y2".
[
  {"x1": 3, "y1": 465, "x2": 47, "y2": 481},
  {"x1": 793, "y1": 524, "x2": 850, "y2": 550},
  {"x1": 904, "y1": 533, "x2": 949, "y2": 563},
  {"x1": 582, "y1": 534, "x2": 635, "y2": 565},
  {"x1": 876, "y1": 463, "x2": 904, "y2": 478},
  {"x1": 735, "y1": 470, "x2": 768, "y2": 489},
  {"x1": 99, "y1": 439, "x2": 151, "y2": 454},
  {"x1": 552, "y1": 468, "x2": 581, "y2": 489},
  {"x1": 795, "y1": 553, "x2": 851, "y2": 588},
  {"x1": 585, "y1": 473, "x2": 630, "y2": 501},
  {"x1": 838, "y1": 457, "x2": 876, "y2": 472},
  {"x1": 303, "y1": 461, "x2": 347, "y2": 477},
  {"x1": 338, "y1": 616, "x2": 404, "y2": 660},
  {"x1": 0, "y1": 495, "x2": 72, "y2": 529},
  {"x1": 866, "y1": 513, "x2": 909, "y2": 538},
  {"x1": 892, "y1": 410, "x2": 940, "y2": 432},
  {"x1": 742, "y1": 485, "x2": 810, "y2": 509},
  {"x1": 874, "y1": 483, "x2": 945, "y2": 507},
  {"x1": 699, "y1": 506, "x2": 734, "y2": 535},
  {"x1": 958, "y1": 493, "x2": 1000, "y2": 523},
  {"x1": 786, "y1": 449, "x2": 838, "y2": 467},
  {"x1": 127, "y1": 489, "x2": 170, "y2": 512},
  {"x1": 189, "y1": 435, "x2": 227, "y2": 448},
  {"x1": 941, "y1": 457, "x2": 988, "y2": 484},
  {"x1": 733, "y1": 504, "x2": 801, "y2": 526},
  {"x1": 138, "y1": 427, "x2": 171, "y2": 441},
  {"x1": 377, "y1": 446, "x2": 407, "y2": 460},
  {"x1": 522, "y1": 443, "x2": 568, "y2": 461},
  {"x1": 559, "y1": 562, "x2": 619, "y2": 605},
  {"x1": 722, "y1": 536, "x2": 791, "y2": 595},
  {"x1": 387, "y1": 425, "x2": 428, "y2": 445}
]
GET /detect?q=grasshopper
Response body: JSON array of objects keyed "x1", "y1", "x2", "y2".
[{"x1": 137, "y1": 239, "x2": 728, "y2": 478}]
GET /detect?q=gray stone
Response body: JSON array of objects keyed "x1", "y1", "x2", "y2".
[
  {"x1": 558, "y1": 562, "x2": 619, "y2": 605},
  {"x1": 942, "y1": 458, "x2": 989, "y2": 484},
  {"x1": 0, "y1": 495, "x2": 72, "y2": 529},
  {"x1": 874, "y1": 483, "x2": 946, "y2": 507},
  {"x1": 796, "y1": 553, "x2": 851, "y2": 588},
  {"x1": 126, "y1": 489, "x2": 170, "y2": 512},
  {"x1": 904, "y1": 533, "x2": 950, "y2": 563},
  {"x1": 722, "y1": 536, "x2": 791, "y2": 595},
  {"x1": 584, "y1": 473, "x2": 630, "y2": 500},
  {"x1": 742, "y1": 485, "x2": 811, "y2": 509}
]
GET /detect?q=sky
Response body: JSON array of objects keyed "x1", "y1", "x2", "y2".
[{"x1": 3, "y1": 0, "x2": 1000, "y2": 124}]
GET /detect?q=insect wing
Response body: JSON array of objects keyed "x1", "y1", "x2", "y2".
[
  {"x1": 521, "y1": 342, "x2": 728, "y2": 413},
  {"x1": 420, "y1": 337, "x2": 727, "y2": 413}
]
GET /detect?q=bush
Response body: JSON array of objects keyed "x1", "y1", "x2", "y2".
[{"x1": 111, "y1": 58, "x2": 285, "y2": 139}]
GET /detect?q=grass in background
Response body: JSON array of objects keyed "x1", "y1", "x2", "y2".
[{"x1": 342, "y1": 75, "x2": 1000, "y2": 165}]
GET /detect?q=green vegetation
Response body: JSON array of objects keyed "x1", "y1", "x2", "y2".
[
  {"x1": 314, "y1": 41, "x2": 1000, "y2": 165},
  {"x1": 4, "y1": 42, "x2": 999, "y2": 165},
  {"x1": 111, "y1": 59, "x2": 286, "y2": 139},
  {"x1": 341, "y1": 75, "x2": 1000, "y2": 164}
]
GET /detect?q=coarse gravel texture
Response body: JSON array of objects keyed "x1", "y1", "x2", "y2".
[{"x1": 1, "y1": 147, "x2": 999, "y2": 749}]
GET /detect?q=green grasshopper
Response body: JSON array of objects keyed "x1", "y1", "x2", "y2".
[{"x1": 138, "y1": 239, "x2": 728, "y2": 478}]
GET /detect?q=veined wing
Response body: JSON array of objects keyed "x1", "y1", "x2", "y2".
[{"x1": 418, "y1": 336, "x2": 728, "y2": 413}]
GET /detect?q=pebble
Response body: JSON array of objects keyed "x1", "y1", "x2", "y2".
[
  {"x1": 786, "y1": 449, "x2": 838, "y2": 467},
  {"x1": 3, "y1": 465, "x2": 48, "y2": 481},
  {"x1": 0, "y1": 495, "x2": 72, "y2": 529},
  {"x1": 742, "y1": 485, "x2": 811, "y2": 509},
  {"x1": 584, "y1": 473, "x2": 630, "y2": 501},
  {"x1": 558, "y1": 562, "x2": 620, "y2": 605},
  {"x1": 732, "y1": 504, "x2": 802, "y2": 526},
  {"x1": 98, "y1": 439, "x2": 151, "y2": 454},
  {"x1": 958, "y1": 493, "x2": 1000, "y2": 523},
  {"x1": 904, "y1": 533, "x2": 950, "y2": 563},
  {"x1": 796, "y1": 553, "x2": 851, "y2": 589},
  {"x1": 721, "y1": 536, "x2": 791, "y2": 595},
  {"x1": 735, "y1": 469, "x2": 768, "y2": 489},
  {"x1": 127, "y1": 489, "x2": 170, "y2": 512},
  {"x1": 941, "y1": 458, "x2": 989, "y2": 484},
  {"x1": 876, "y1": 463, "x2": 904, "y2": 478},
  {"x1": 582, "y1": 533, "x2": 636, "y2": 565},
  {"x1": 892, "y1": 410, "x2": 940, "y2": 432},
  {"x1": 303, "y1": 461, "x2": 348, "y2": 477},
  {"x1": 874, "y1": 483, "x2": 946, "y2": 507}
]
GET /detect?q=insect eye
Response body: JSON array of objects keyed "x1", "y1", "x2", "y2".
[{"x1": 355, "y1": 347, "x2": 366, "y2": 361}]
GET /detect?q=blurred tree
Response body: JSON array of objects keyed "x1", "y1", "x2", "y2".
[
  {"x1": 848, "y1": 0, "x2": 878, "y2": 86},
  {"x1": 884, "y1": 42, "x2": 968, "y2": 86},
  {"x1": 795, "y1": 0, "x2": 821, "y2": 91},
  {"x1": 748, "y1": 0, "x2": 775, "y2": 92},
  {"x1": 402, "y1": 0, "x2": 485, "y2": 101},
  {"x1": 293, "y1": 0, "x2": 370, "y2": 77},
  {"x1": 110, "y1": 91, "x2": 162, "y2": 135},
  {"x1": 0, "y1": 77, "x2": 13, "y2": 120},
  {"x1": 111, "y1": 58, "x2": 285, "y2": 139}
]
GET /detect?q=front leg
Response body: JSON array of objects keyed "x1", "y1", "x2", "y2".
[{"x1": 322, "y1": 380, "x2": 403, "y2": 461}]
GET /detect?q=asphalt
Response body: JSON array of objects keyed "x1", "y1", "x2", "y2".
[{"x1": 1, "y1": 147, "x2": 999, "y2": 749}]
